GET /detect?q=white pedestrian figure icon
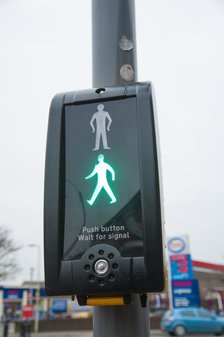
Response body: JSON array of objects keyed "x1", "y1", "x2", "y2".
[
  {"x1": 90, "y1": 104, "x2": 112, "y2": 151},
  {"x1": 85, "y1": 154, "x2": 116, "y2": 206}
]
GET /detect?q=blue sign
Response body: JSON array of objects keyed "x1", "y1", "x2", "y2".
[
  {"x1": 172, "y1": 280, "x2": 201, "y2": 308},
  {"x1": 51, "y1": 299, "x2": 67, "y2": 313},
  {"x1": 39, "y1": 288, "x2": 46, "y2": 297},
  {"x1": 170, "y1": 254, "x2": 194, "y2": 280},
  {"x1": 3, "y1": 288, "x2": 25, "y2": 299}
]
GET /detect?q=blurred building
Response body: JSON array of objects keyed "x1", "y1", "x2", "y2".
[
  {"x1": 193, "y1": 260, "x2": 224, "y2": 312},
  {"x1": 149, "y1": 260, "x2": 224, "y2": 315},
  {"x1": 0, "y1": 260, "x2": 224, "y2": 323}
]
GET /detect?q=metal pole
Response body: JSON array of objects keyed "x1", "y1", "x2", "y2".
[
  {"x1": 92, "y1": 0, "x2": 137, "y2": 87},
  {"x1": 92, "y1": 1, "x2": 150, "y2": 336}
]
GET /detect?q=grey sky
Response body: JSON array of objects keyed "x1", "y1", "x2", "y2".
[{"x1": 0, "y1": 0, "x2": 224, "y2": 285}]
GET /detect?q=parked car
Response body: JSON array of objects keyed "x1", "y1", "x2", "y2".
[{"x1": 161, "y1": 307, "x2": 224, "y2": 336}]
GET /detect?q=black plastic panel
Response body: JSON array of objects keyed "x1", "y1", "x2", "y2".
[{"x1": 44, "y1": 83, "x2": 164, "y2": 296}]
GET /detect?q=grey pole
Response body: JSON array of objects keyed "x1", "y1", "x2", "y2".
[
  {"x1": 92, "y1": 1, "x2": 150, "y2": 336},
  {"x1": 92, "y1": 0, "x2": 137, "y2": 87}
]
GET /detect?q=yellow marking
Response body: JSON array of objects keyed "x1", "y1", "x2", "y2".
[{"x1": 87, "y1": 296, "x2": 125, "y2": 306}]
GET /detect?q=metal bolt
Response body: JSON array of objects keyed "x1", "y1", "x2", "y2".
[
  {"x1": 120, "y1": 64, "x2": 134, "y2": 81},
  {"x1": 119, "y1": 35, "x2": 133, "y2": 51}
]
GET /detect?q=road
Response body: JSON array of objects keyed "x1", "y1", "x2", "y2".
[{"x1": 18, "y1": 331, "x2": 219, "y2": 337}]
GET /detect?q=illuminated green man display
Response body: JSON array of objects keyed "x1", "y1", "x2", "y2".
[{"x1": 85, "y1": 154, "x2": 117, "y2": 206}]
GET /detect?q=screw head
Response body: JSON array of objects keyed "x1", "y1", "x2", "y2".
[
  {"x1": 119, "y1": 35, "x2": 133, "y2": 51},
  {"x1": 120, "y1": 64, "x2": 134, "y2": 81}
]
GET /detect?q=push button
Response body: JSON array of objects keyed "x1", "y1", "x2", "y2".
[{"x1": 94, "y1": 259, "x2": 109, "y2": 275}]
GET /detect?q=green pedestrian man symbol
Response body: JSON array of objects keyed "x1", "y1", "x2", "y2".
[{"x1": 85, "y1": 154, "x2": 117, "y2": 206}]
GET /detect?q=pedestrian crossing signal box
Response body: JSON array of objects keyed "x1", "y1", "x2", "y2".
[{"x1": 44, "y1": 82, "x2": 165, "y2": 306}]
